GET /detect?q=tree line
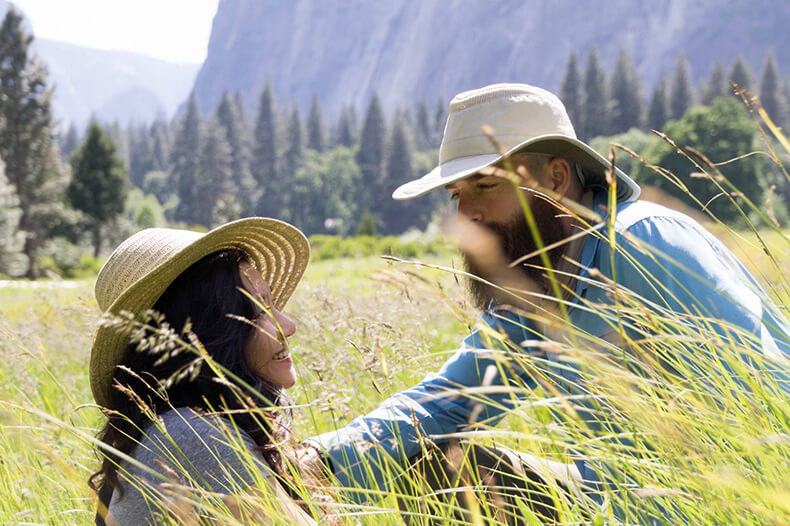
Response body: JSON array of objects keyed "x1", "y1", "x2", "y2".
[
  {"x1": 560, "y1": 47, "x2": 790, "y2": 140},
  {"x1": 561, "y1": 47, "x2": 790, "y2": 227},
  {"x1": 96, "y1": 47, "x2": 790, "y2": 244},
  {"x1": 57, "y1": 87, "x2": 451, "y2": 239},
  {"x1": 2, "y1": 3, "x2": 788, "y2": 279}
]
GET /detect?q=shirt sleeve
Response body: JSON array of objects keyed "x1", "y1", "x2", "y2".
[{"x1": 308, "y1": 310, "x2": 544, "y2": 503}]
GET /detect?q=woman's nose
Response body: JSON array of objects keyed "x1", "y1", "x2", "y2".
[{"x1": 276, "y1": 311, "x2": 297, "y2": 338}]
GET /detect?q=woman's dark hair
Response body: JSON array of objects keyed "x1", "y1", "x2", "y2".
[{"x1": 89, "y1": 249, "x2": 292, "y2": 524}]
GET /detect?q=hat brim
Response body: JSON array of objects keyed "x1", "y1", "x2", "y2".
[
  {"x1": 392, "y1": 134, "x2": 640, "y2": 202},
  {"x1": 90, "y1": 217, "x2": 309, "y2": 408}
]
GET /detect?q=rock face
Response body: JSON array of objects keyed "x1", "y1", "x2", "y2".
[{"x1": 194, "y1": 0, "x2": 790, "y2": 117}]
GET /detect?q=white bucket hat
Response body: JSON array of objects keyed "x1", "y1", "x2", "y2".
[
  {"x1": 392, "y1": 83, "x2": 640, "y2": 202},
  {"x1": 90, "y1": 217, "x2": 309, "y2": 407}
]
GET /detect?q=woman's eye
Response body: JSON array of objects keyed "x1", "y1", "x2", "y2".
[
  {"x1": 449, "y1": 193, "x2": 459, "y2": 201},
  {"x1": 254, "y1": 294, "x2": 275, "y2": 314}
]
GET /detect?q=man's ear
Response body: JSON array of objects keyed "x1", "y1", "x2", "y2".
[{"x1": 547, "y1": 157, "x2": 573, "y2": 196}]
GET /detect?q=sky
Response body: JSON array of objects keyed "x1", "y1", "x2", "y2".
[{"x1": 10, "y1": 0, "x2": 219, "y2": 64}]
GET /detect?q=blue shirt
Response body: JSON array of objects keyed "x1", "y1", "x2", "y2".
[{"x1": 310, "y1": 194, "x2": 790, "y2": 502}]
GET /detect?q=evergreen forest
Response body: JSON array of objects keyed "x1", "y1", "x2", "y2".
[{"x1": 2, "y1": 8, "x2": 789, "y2": 278}]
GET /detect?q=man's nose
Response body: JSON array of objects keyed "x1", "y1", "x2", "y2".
[{"x1": 456, "y1": 195, "x2": 483, "y2": 222}]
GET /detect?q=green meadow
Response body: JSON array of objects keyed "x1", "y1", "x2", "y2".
[
  {"x1": 2, "y1": 99, "x2": 790, "y2": 525},
  {"x1": 2, "y1": 231, "x2": 790, "y2": 524},
  {"x1": 0, "y1": 254, "x2": 471, "y2": 524}
]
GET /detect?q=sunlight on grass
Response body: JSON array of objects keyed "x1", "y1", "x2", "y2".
[{"x1": 1, "y1": 96, "x2": 790, "y2": 524}]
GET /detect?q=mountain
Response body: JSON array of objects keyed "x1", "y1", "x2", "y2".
[
  {"x1": 194, "y1": 0, "x2": 790, "y2": 118},
  {"x1": 0, "y1": 1, "x2": 200, "y2": 128},
  {"x1": 33, "y1": 39, "x2": 200, "y2": 127}
]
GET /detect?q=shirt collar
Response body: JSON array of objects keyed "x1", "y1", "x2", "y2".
[{"x1": 572, "y1": 190, "x2": 611, "y2": 299}]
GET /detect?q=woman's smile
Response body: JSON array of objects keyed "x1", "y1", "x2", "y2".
[
  {"x1": 240, "y1": 261, "x2": 298, "y2": 388},
  {"x1": 271, "y1": 348, "x2": 291, "y2": 361}
]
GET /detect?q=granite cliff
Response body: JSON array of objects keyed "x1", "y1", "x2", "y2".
[{"x1": 194, "y1": 0, "x2": 790, "y2": 116}]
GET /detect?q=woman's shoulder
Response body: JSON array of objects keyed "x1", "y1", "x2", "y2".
[
  {"x1": 108, "y1": 407, "x2": 275, "y2": 523},
  {"x1": 142, "y1": 408, "x2": 266, "y2": 461},
  {"x1": 131, "y1": 407, "x2": 275, "y2": 485},
  {"x1": 152, "y1": 407, "x2": 252, "y2": 444}
]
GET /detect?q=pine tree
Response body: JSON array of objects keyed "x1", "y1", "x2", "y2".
[
  {"x1": 216, "y1": 91, "x2": 254, "y2": 214},
  {"x1": 196, "y1": 117, "x2": 235, "y2": 227},
  {"x1": 0, "y1": 162, "x2": 24, "y2": 276},
  {"x1": 699, "y1": 62, "x2": 728, "y2": 105},
  {"x1": 60, "y1": 124, "x2": 80, "y2": 160},
  {"x1": 348, "y1": 105, "x2": 360, "y2": 141},
  {"x1": 669, "y1": 54, "x2": 693, "y2": 120},
  {"x1": 104, "y1": 121, "x2": 130, "y2": 170},
  {"x1": 646, "y1": 71, "x2": 669, "y2": 131},
  {"x1": 128, "y1": 124, "x2": 154, "y2": 188},
  {"x1": 434, "y1": 96, "x2": 447, "y2": 138},
  {"x1": 284, "y1": 107, "x2": 304, "y2": 178},
  {"x1": 0, "y1": 9, "x2": 69, "y2": 278},
  {"x1": 252, "y1": 83, "x2": 279, "y2": 216},
  {"x1": 382, "y1": 114, "x2": 422, "y2": 234},
  {"x1": 67, "y1": 122, "x2": 128, "y2": 257},
  {"x1": 150, "y1": 119, "x2": 170, "y2": 172},
  {"x1": 356, "y1": 92, "x2": 387, "y2": 215},
  {"x1": 333, "y1": 106, "x2": 355, "y2": 148},
  {"x1": 232, "y1": 93, "x2": 253, "y2": 162},
  {"x1": 559, "y1": 51, "x2": 583, "y2": 132},
  {"x1": 170, "y1": 92, "x2": 202, "y2": 224},
  {"x1": 581, "y1": 48, "x2": 608, "y2": 140},
  {"x1": 759, "y1": 51, "x2": 785, "y2": 123},
  {"x1": 233, "y1": 92, "x2": 251, "y2": 130},
  {"x1": 414, "y1": 99, "x2": 433, "y2": 150},
  {"x1": 398, "y1": 106, "x2": 414, "y2": 129},
  {"x1": 306, "y1": 94, "x2": 326, "y2": 152},
  {"x1": 729, "y1": 55, "x2": 754, "y2": 93},
  {"x1": 609, "y1": 48, "x2": 643, "y2": 133}
]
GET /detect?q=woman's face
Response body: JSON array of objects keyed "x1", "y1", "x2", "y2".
[{"x1": 239, "y1": 261, "x2": 297, "y2": 389}]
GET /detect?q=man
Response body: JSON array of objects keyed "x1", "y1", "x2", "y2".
[{"x1": 305, "y1": 83, "x2": 790, "y2": 519}]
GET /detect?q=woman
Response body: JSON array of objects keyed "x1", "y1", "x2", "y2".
[{"x1": 88, "y1": 218, "x2": 325, "y2": 525}]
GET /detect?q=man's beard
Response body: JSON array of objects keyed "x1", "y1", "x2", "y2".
[{"x1": 463, "y1": 197, "x2": 568, "y2": 311}]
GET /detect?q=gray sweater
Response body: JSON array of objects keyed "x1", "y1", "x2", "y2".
[{"x1": 106, "y1": 407, "x2": 274, "y2": 525}]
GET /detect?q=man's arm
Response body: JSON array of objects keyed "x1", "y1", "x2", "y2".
[{"x1": 306, "y1": 310, "x2": 543, "y2": 502}]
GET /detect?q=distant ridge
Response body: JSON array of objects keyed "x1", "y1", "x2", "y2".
[
  {"x1": 0, "y1": 1, "x2": 200, "y2": 128},
  {"x1": 194, "y1": 0, "x2": 790, "y2": 117},
  {"x1": 33, "y1": 39, "x2": 200, "y2": 127}
]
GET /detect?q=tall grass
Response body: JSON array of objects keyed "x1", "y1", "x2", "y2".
[
  {"x1": 1, "y1": 93, "x2": 790, "y2": 524},
  {"x1": 0, "y1": 257, "x2": 472, "y2": 524}
]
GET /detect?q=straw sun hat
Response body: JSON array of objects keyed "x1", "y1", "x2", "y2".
[
  {"x1": 392, "y1": 83, "x2": 641, "y2": 202},
  {"x1": 90, "y1": 218, "x2": 310, "y2": 408}
]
